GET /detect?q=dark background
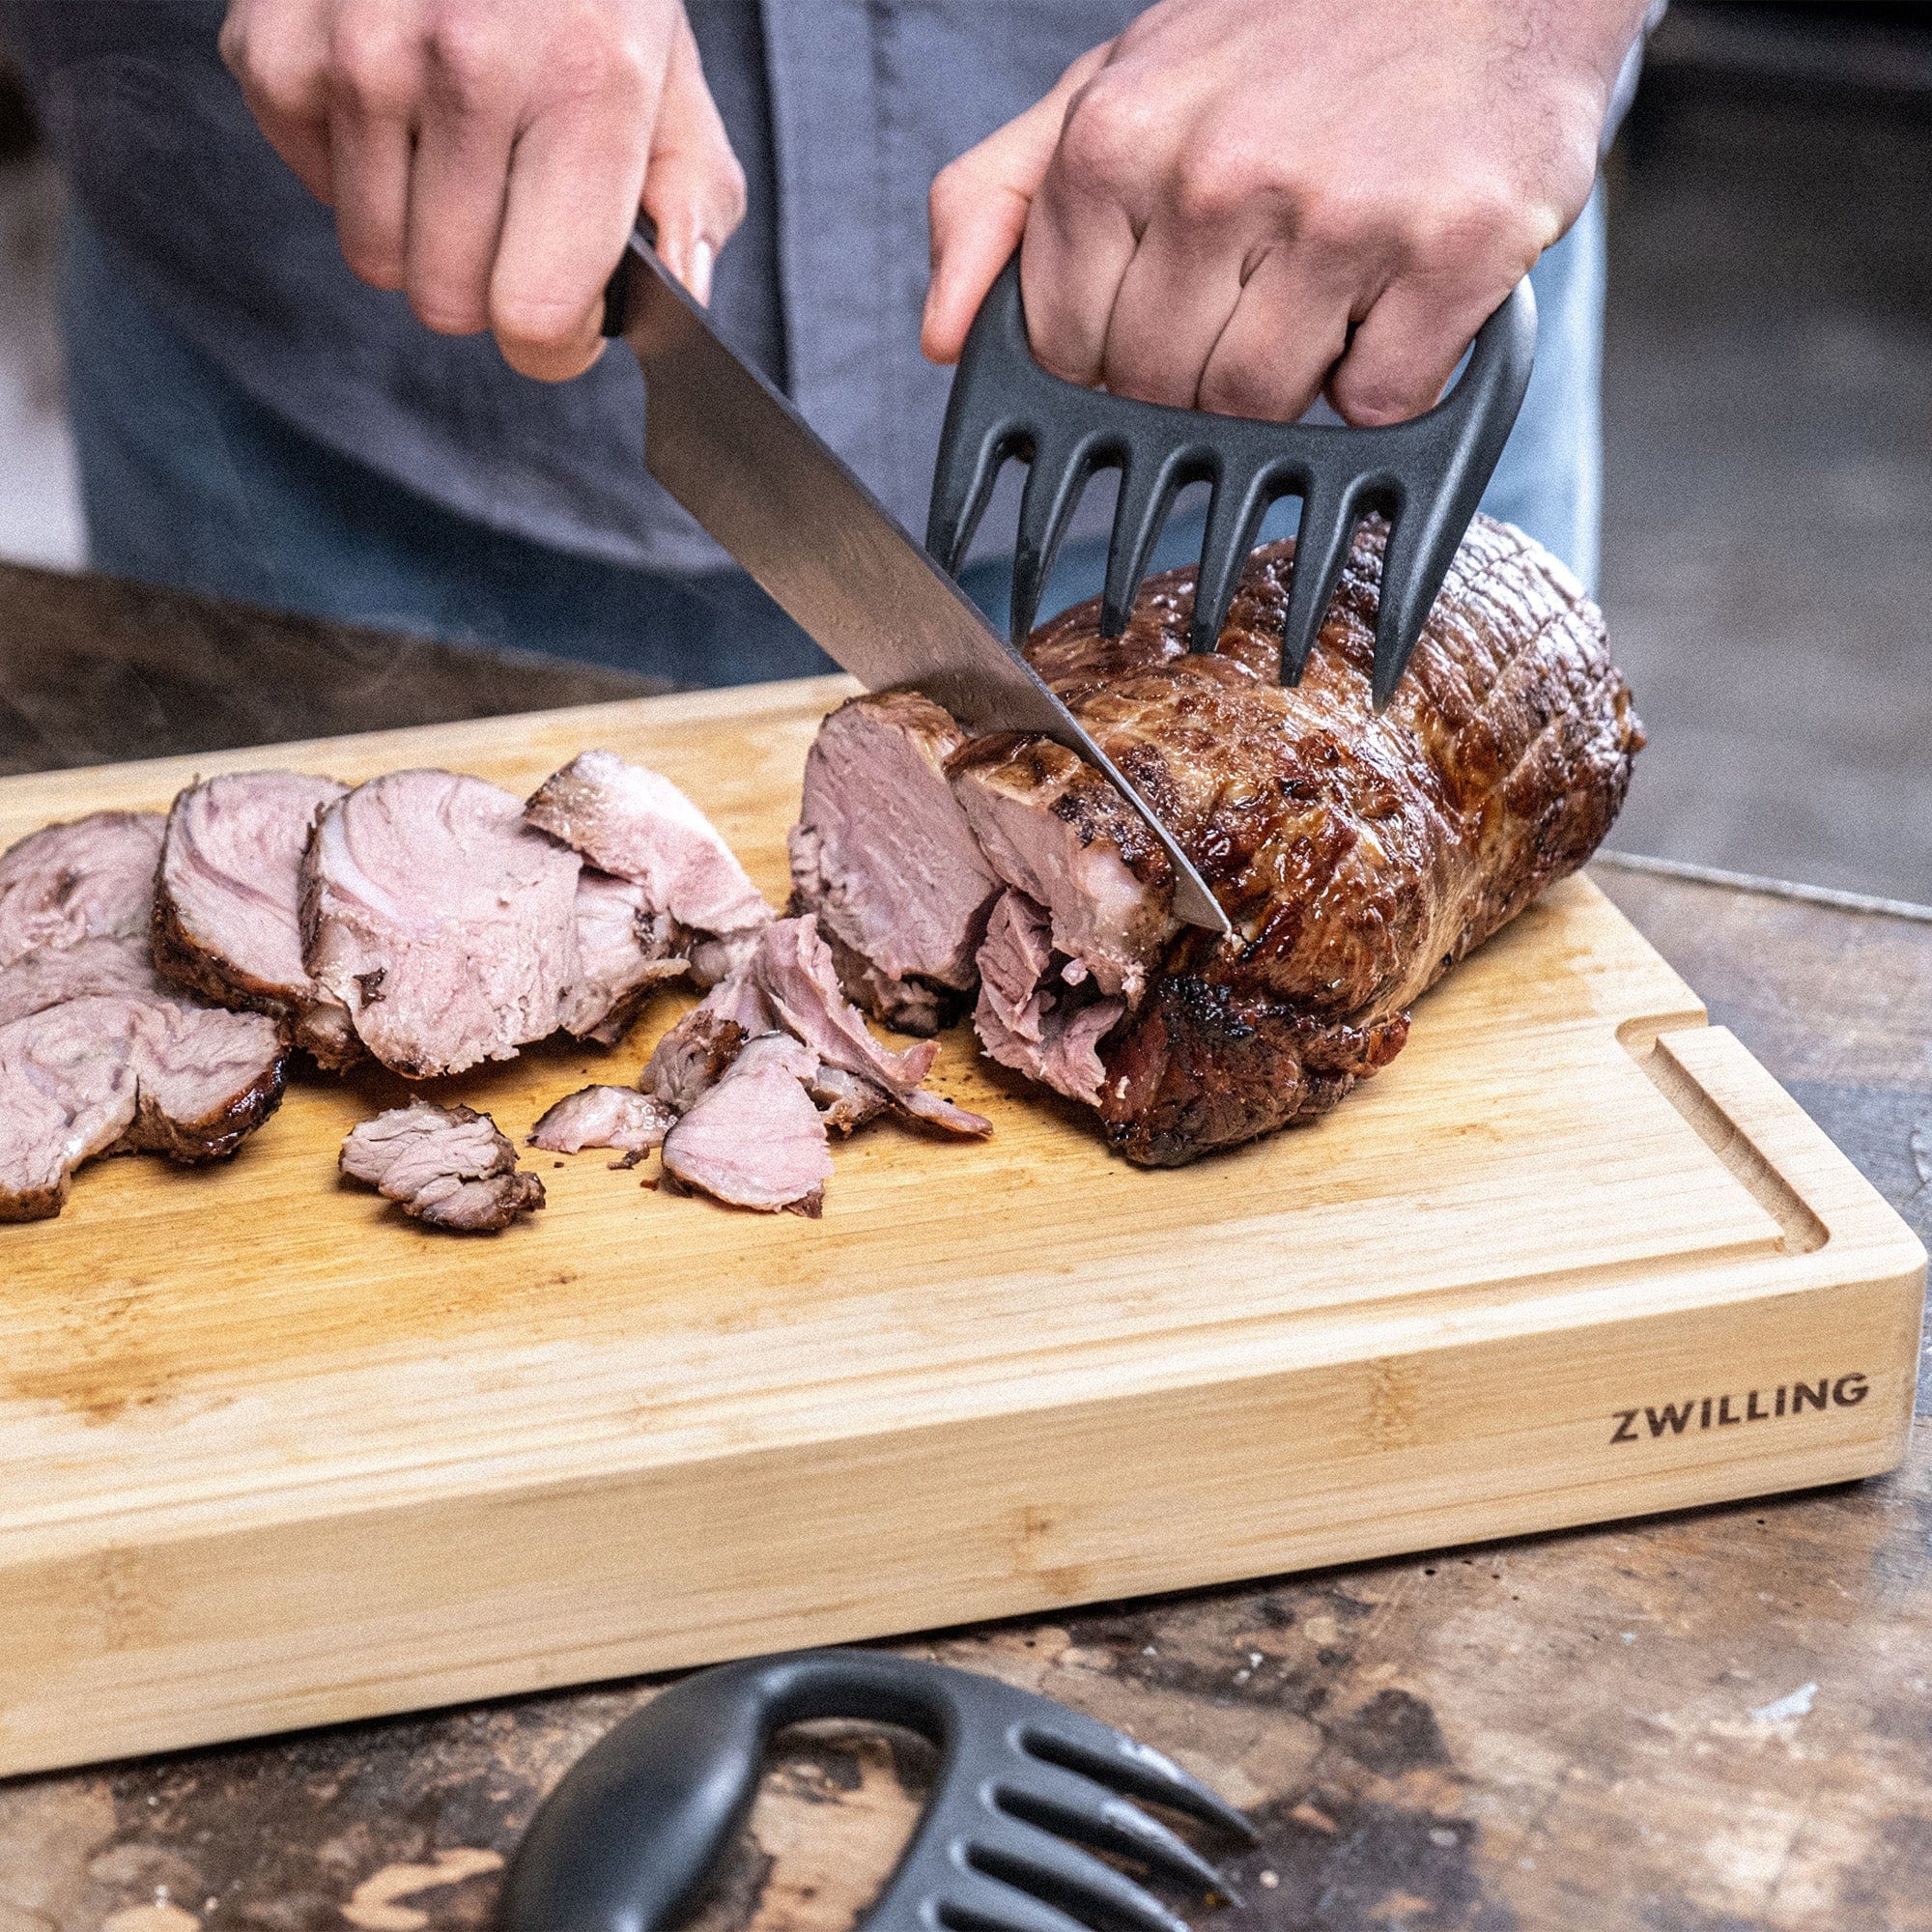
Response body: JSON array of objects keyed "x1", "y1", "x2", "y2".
[{"x1": 1600, "y1": 0, "x2": 1932, "y2": 902}]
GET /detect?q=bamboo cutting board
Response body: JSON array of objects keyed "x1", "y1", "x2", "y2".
[{"x1": 0, "y1": 675, "x2": 1920, "y2": 1776}]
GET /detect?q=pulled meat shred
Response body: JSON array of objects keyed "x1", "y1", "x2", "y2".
[{"x1": 341, "y1": 1101, "x2": 546, "y2": 1232}]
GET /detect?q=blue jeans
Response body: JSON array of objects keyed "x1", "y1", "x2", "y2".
[{"x1": 64, "y1": 187, "x2": 1605, "y2": 683}]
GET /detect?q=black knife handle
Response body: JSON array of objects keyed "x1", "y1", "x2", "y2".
[{"x1": 604, "y1": 218, "x2": 661, "y2": 338}]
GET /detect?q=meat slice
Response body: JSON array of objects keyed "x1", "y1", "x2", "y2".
[
  {"x1": 530, "y1": 1085, "x2": 676, "y2": 1156},
  {"x1": 152, "y1": 770, "x2": 360, "y2": 1067},
  {"x1": 972, "y1": 889, "x2": 1125, "y2": 1107},
  {"x1": 302, "y1": 770, "x2": 582, "y2": 1078},
  {"x1": 558, "y1": 868, "x2": 687, "y2": 1045},
  {"x1": 0, "y1": 811, "x2": 165, "y2": 968},
  {"x1": 0, "y1": 931, "x2": 166, "y2": 1026},
  {"x1": 639, "y1": 919, "x2": 992, "y2": 1151},
  {"x1": 787, "y1": 692, "x2": 1000, "y2": 1034},
  {"x1": 526, "y1": 751, "x2": 772, "y2": 985},
  {"x1": 809, "y1": 1064, "x2": 889, "y2": 1136},
  {"x1": 340, "y1": 1101, "x2": 546, "y2": 1232},
  {"x1": 943, "y1": 513, "x2": 1640, "y2": 1164},
  {"x1": 949, "y1": 738, "x2": 1178, "y2": 1008},
  {"x1": 0, "y1": 995, "x2": 287, "y2": 1221},
  {"x1": 750, "y1": 916, "x2": 939, "y2": 1096},
  {"x1": 660, "y1": 1057, "x2": 833, "y2": 1216}
]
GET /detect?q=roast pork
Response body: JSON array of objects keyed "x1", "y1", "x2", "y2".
[
  {"x1": 790, "y1": 514, "x2": 1642, "y2": 1166},
  {"x1": 301, "y1": 770, "x2": 583, "y2": 1078},
  {"x1": 526, "y1": 751, "x2": 773, "y2": 988},
  {"x1": 153, "y1": 770, "x2": 360, "y2": 1066},
  {"x1": 529, "y1": 1085, "x2": 677, "y2": 1156},
  {"x1": 0, "y1": 994, "x2": 287, "y2": 1221},
  {"x1": 0, "y1": 810, "x2": 164, "y2": 967},
  {"x1": 340, "y1": 1101, "x2": 546, "y2": 1232}
]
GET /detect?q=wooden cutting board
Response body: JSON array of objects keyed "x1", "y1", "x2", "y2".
[{"x1": 0, "y1": 675, "x2": 1920, "y2": 1776}]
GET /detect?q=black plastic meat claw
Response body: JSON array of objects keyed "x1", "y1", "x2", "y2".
[
  {"x1": 500, "y1": 1648, "x2": 1255, "y2": 1932},
  {"x1": 926, "y1": 257, "x2": 1537, "y2": 708}
]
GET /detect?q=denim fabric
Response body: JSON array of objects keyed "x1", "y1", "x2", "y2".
[
  {"x1": 10, "y1": 0, "x2": 1145, "y2": 573},
  {"x1": 63, "y1": 217, "x2": 833, "y2": 683}
]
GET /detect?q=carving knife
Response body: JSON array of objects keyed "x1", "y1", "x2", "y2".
[{"x1": 601, "y1": 229, "x2": 1231, "y2": 938}]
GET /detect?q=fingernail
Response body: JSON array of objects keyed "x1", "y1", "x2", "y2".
[{"x1": 688, "y1": 239, "x2": 715, "y2": 306}]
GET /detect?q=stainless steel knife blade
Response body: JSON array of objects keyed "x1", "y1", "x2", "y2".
[{"x1": 606, "y1": 231, "x2": 1231, "y2": 938}]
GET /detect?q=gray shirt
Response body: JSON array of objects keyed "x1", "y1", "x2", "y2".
[{"x1": 3, "y1": 0, "x2": 1144, "y2": 575}]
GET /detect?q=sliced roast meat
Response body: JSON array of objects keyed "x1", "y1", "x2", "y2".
[
  {"x1": 0, "y1": 931, "x2": 165, "y2": 1027},
  {"x1": 529, "y1": 1085, "x2": 677, "y2": 1156},
  {"x1": 972, "y1": 889, "x2": 1125, "y2": 1108},
  {"x1": 949, "y1": 737, "x2": 1177, "y2": 1008},
  {"x1": 340, "y1": 1101, "x2": 545, "y2": 1232},
  {"x1": 660, "y1": 1055, "x2": 833, "y2": 1216},
  {"x1": 787, "y1": 692, "x2": 999, "y2": 1033},
  {"x1": 0, "y1": 994, "x2": 287, "y2": 1221},
  {"x1": 750, "y1": 916, "x2": 938, "y2": 1097},
  {"x1": 0, "y1": 811, "x2": 165, "y2": 968},
  {"x1": 731, "y1": 1029, "x2": 821, "y2": 1083},
  {"x1": 895, "y1": 1085, "x2": 994, "y2": 1137},
  {"x1": 808, "y1": 1063, "x2": 889, "y2": 1136},
  {"x1": 639, "y1": 975, "x2": 765, "y2": 1112},
  {"x1": 559, "y1": 868, "x2": 687, "y2": 1044},
  {"x1": 636, "y1": 922, "x2": 991, "y2": 1180},
  {"x1": 302, "y1": 769, "x2": 582, "y2": 1078},
  {"x1": 152, "y1": 770, "x2": 360, "y2": 1067},
  {"x1": 526, "y1": 751, "x2": 772, "y2": 984}
]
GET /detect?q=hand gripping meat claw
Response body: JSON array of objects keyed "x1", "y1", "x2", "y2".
[
  {"x1": 927, "y1": 254, "x2": 1537, "y2": 709},
  {"x1": 500, "y1": 1648, "x2": 1256, "y2": 1932}
]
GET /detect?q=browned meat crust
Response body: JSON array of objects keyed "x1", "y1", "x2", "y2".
[{"x1": 991, "y1": 515, "x2": 1640, "y2": 1164}]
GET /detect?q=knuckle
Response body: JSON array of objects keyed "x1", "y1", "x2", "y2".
[
  {"x1": 545, "y1": 21, "x2": 633, "y2": 107},
  {"x1": 1331, "y1": 366, "x2": 1433, "y2": 428},
  {"x1": 1293, "y1": 186, "x2": 1392, "y2": 263},
  {"x1": 410, "y1": 286, "x2": 490, "y2": 335},
  {"x1": 1402, "y1": 179, "x2": 1525, "y2": 268},
  {"x1": 1167, "y1": 141, "x2": 1272, "y2": 231},
  {"x1": 421, "y1": 7, "x2": 516, "y2": 113},
  {"x1": 495, "y1": 299, "x2": 586, "y2": 353},
  {"x1": 1055, "y1": 80, "x2": 1156, "y2": 196},
  {"x1": 328, "y1": 12, "x2": 413, "y2": 116},
  {"x1": 1199, "y1": 356, "x2": 1292, "y2": 422}
]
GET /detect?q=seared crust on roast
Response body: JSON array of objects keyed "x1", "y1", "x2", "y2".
[{"x1": 1010, "y1": 515, "x2": 1641, "y2": 1163}]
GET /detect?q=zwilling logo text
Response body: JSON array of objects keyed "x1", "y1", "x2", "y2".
[{"x1": 1610, "y1": 1374, "x2": 1868, "y2": 1444}]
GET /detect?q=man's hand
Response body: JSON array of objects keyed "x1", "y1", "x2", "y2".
[
  {"x1": 923, "y1": 0, "x2": 1647, "y2": 425},
  {"x1": 220, "y1": 0, "x2": 746, "y2": 381}
]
